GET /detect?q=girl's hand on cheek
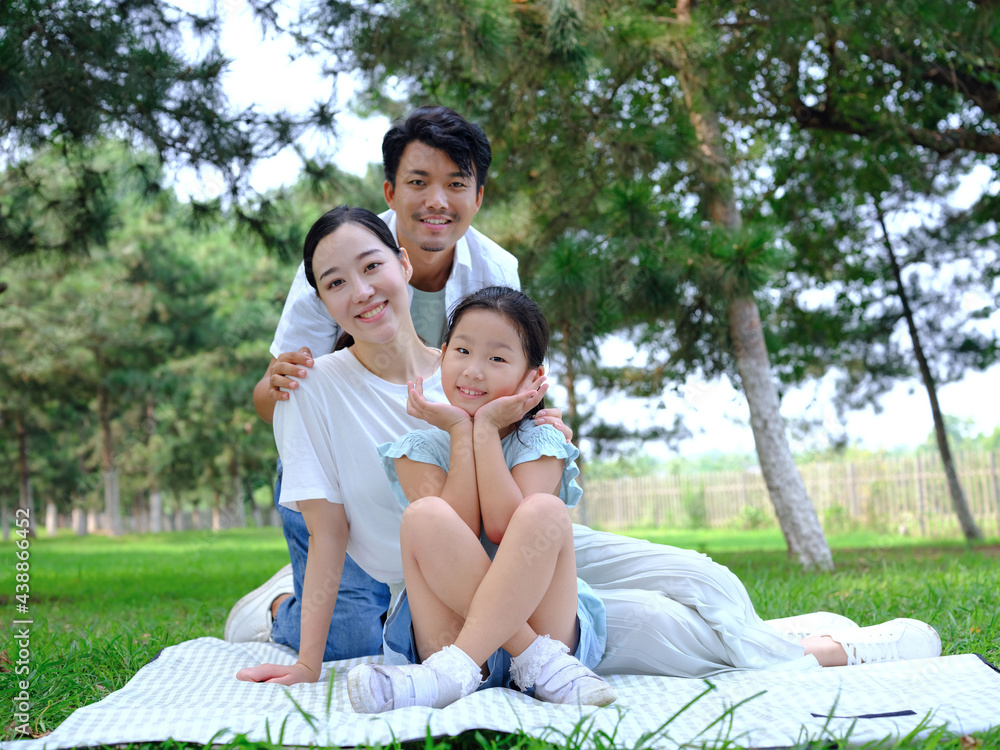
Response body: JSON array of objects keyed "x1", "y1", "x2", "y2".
[
  {"x1": 406, "y1": 376, "x2": 472, "y2": 432},
  {"x1": 476, "y1": 375, "x2": 548, "y2": 431}
]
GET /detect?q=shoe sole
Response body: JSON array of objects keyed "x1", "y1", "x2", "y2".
[
  {"x1": 577, "y1": 683, "x2": 618, "y2": 707},
  {"x1": 895, "y1": 617, "x2": 942, "y2": 659}
]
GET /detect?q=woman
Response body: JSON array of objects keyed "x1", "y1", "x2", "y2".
[{"x1": 236, "y1": 206, "x2": 444, "y2": 685}]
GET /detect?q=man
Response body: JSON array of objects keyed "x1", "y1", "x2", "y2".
[
  {"x1": 252, "y1": 106, "x2": 517, "y2": 422},
  {"x1": 228, "y1": 106, "x2": 529, "y2": 661}
]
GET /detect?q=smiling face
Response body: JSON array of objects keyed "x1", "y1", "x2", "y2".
[
  {"x1": 384, "y1": 141, "x2": 484, "y2": 255},
  {"x1": 440, "y1": 309, "x2": 535, "y2": 417},
  {"x1": 311, "y1": 222, "x2": 413, "y2": 345}
]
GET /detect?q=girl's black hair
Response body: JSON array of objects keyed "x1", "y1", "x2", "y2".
[
  {"x1": 444, "y1": 286, "x2": 550, "y2": 425},
  {"x1": 302, "y1": 205, "x2": 401, "y2": 351}
]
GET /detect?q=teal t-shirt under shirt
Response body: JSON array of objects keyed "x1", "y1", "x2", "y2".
[{"x1": 410, "y1": 287, "x2": 447, "y2": 348}]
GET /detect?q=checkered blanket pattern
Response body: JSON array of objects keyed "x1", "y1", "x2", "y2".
[{"x1": 4, "y1": 638, "x2": 998, "y2": 749}]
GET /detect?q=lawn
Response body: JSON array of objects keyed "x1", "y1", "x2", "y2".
[{"x1": 2, "y1": 525, "x2": 998, "y2": 748}]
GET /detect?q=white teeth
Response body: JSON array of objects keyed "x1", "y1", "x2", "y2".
[
  {"x1": 424, "y1": 219, "x2": 448, "y2": 225},
  {"x1": 459, "y1": 387, "x2": 484, "y2": 396},
  {"x1": 358, "y1": 303, "x2": 386, "y2": 319}
]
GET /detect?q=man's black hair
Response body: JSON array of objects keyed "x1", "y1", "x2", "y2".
[{"x1": 382, "y1": 105, "x2": 492, "y2": 192}]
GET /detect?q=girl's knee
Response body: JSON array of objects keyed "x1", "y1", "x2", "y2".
[
  {"x1": 515, "y1": 493, "x2": 571, "y2": 532},
  {"x1": 401, "y1": 496, "x2": 455, "y2": 535}
]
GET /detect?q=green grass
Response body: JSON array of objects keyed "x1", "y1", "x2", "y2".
[{"x1": 2, "y1": 526, "x2": 999, "y2": 749}]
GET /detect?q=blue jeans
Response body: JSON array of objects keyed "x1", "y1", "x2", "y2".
[{"x1": 270, "y1": 460, "x2": 391, "y2": 660}]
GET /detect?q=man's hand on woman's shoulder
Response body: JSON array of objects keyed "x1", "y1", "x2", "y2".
[
  {"x1": 534, "y1": 407, "x2": 574, "y2": 443},
  {"x1": 253, "y1": 347, "x2": 316, "y2": 424},
  {"x1": 268, "y1": 347, "x2": 316, "y2": 401}
]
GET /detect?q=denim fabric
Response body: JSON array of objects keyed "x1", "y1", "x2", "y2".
[{"x1": 269, "y1": 459, "x2": 391, "y2": 661}]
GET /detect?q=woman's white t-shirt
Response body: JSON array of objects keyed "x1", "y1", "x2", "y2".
[{"x1": 273, "y1": 348, "x2": 444, "y2": 584}]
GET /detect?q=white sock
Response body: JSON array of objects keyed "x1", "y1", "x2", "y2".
[
  {"x1": 509, "y1": 635, "x2": 568, "y2": 691},
  {"x1": 423, "y1": 644, "x2": 484, "y2": 702}
]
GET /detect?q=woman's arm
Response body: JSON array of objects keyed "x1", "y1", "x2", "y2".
[{"x1": 235, "y1": 499, "x2": 348, "y2": 685}]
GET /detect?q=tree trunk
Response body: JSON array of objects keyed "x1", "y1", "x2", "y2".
[
  {"x1": 73, "y1": 506, "x2": 87, "y2": 536},
  {"x1": 212, "y1": 491, "x2": 222, "y2": 532},
  {"x1": 561, "y1": 322, "x2": 589, "y2": 526},
  {"x1": 150, "y1": 490, "x2": 163, "y2": 533},
  {"x1": 674, "y1": 0, "x2": 833, "y2": 570},
  {"x1": 45, "y1": 500, "x2": 58, "y2": 536},
  {"x1": 146, "y1": 395, "x2": 163, "y2": 533},
  {"x1": 560, "y1": 322, "x2": 581, "y2": 446},
  {"x1": 230, "y1": 453, "x2": 246, "y2": 528},
  {"x1": 15, "y1": 412, "x2": 34, "y2": 536},
  {"x1": 877, "y1": 206, "x2": 982, "y2": 540},
  {"x1": 729, "y1": 297, "x2": 834, "y2": 568},
  {"x1": 97, "y1": 379, "x2": 121, "y2": 536},
  {"x1": 136, "y1": 492, "x2": 148, "y2": 533}
]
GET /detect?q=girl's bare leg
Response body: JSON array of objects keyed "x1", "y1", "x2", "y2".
[
  {"x1": 402, "y1": 493, "x2": 577, "y2": 665},
  {"x1": 401, "y1": 496, "x2": 492, "y2": 661}
]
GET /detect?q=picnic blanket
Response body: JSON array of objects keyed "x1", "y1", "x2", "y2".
[{"x1": 4, "y1": 638, "x2": 999, "y2": 749}]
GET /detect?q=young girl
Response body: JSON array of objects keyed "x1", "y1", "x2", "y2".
[{"x1": 347, "y1": 286, "x2": 616, "y2": 712}]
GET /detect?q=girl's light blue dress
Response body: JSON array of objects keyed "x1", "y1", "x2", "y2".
[{"x1": 378, "y1": 421, "x2": 607, "y2": 691}]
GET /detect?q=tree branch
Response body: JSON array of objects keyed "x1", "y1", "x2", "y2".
[
  {"x1": 793, "y1": 100, "x2": 1000, "y2": 155},
  {"x1": 872, "y1": 45, "x2": 1000, "y2": 116}
]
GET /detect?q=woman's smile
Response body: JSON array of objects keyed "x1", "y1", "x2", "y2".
[{"x1": 357, "y1": 301, "x2": 388, "y2": 321}]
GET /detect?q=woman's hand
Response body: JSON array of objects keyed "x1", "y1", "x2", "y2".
[
  {"x1": 236, "y1": 661, "x2": 320, "y2": 685},
  {"x1": 475, "y1": 371, "x2": 549, "y2": 432},
  {"x1": 406, "y1": 376, "x2": 472, "y2": 432}
]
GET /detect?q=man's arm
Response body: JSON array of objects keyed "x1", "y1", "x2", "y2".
[
  {"x1": 253, "y1": 348, "x2": 316, "y2": 424},
  {"x1": 256, "y1": 261, "x2": 340, "y2": 423}
]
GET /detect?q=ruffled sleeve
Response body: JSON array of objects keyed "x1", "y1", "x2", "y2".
[
  {"x1": 504, "y1": 422, "x2": 583, "y2": 508},
  {"x1": 378, "y1": 428, "x2": 451, "y2": 511}
]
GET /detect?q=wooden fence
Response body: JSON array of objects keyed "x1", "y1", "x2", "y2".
[
  {"x1": 573, "y1": 450, "x2": 1000, "y2": 538},
  {"x1": 8, "y1": 450, "x2": 1000, "y2": 540}
]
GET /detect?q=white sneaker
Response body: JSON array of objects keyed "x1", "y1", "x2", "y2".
[
  {"x1": 223, "y1": 564, "x2": 293, "y2": 643},
  {"x1": 765, "y1": 611, "x2": 859, "y2": 640},
  {"x1": 347, "y1": 644, "x2": 483, "y2": 713},
  {"x1": 829, "y1": 618, "x2": 942, "y2": 666},
  {"x1": 510, "y1": 635, "x2": 617, "y2": 707}
]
